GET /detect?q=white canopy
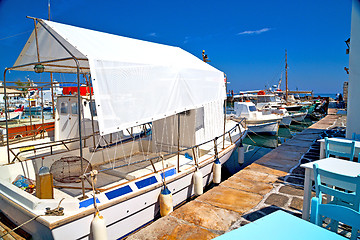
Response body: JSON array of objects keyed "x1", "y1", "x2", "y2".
[{"x1": 13, "y1": 19, "x2": 226, "y2": 135}]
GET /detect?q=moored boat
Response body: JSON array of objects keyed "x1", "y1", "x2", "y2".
[
  {"x1": 231, "y1": 102, "x2": 280, "y2": 135},
  {"x1": 0, "y1": 18, "x2": 247, "y2": 240}
]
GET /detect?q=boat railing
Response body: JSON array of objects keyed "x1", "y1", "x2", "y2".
[
  {"x1": 93, "y1": 118, "x2": 247, "y2": 177},
  {"x1": 7, "y1": 134, "x2": 95, "y2": 163},
  {"x1": 6, "y1": 125, "x2": 151, "y2": 164}
]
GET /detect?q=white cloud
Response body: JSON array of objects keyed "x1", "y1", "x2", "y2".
[
  {"x1": 148, "y1": 32, "x2": 157, "y2": 37},
  {"x1": 237, "y1": 28, "x2": 271, "y2": 35},
  {"x1": 184, "y1": 36, "x2": 190, "y2": 44}
]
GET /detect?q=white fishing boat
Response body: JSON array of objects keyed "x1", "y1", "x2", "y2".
[
  {"x1": 0, "y1": 106, "x2": 24, "y2": 122},
  {"x1": 0, "y1": 18, "x2": 247, "y2": 240},
  {"x1": 260, "y1": 106, "x2": 292, "y2": 126},
  {"x1": 288, "y1": 110, "x2": 308, "y2": 123},
  {"x1": 231, "y1": 102, "x2": 280, "y2": 135}
]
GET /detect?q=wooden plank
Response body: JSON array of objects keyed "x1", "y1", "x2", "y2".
[{"x1": 0, "y1": 211, "x2": 29, "y2": 240}]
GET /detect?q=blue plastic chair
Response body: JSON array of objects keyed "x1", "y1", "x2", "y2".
[
  {"x1": 311, "y1": 197, "x2": 360, "y2": 240},
  {"x1": 352, "y1": 133, "x2": 360, "y2": 141},
  {"x1": 324, "y1": 137, "x2": 356, "y2": 161},
  {"x1": 313, "y1": 163, "x2": 360, "y2": 234},
  {"x1": 313, "y1": 163, "x2": 360, "y2": 210}
]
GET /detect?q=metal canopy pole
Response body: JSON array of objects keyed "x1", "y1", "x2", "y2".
[
  {"x1": 50, "y1": 73, "x2": 55, "y2": 119},
  {"x1": 177, "y1": 113, "x2": 180, "y2": 173},
  {"x1": 32, "y1": 19, "x2": 41, "y2": 63},
  {"x1": 84, "y1": 74, "x2": 96, "y2": 149},
  {"x1": 35, "y1": 17, "x2": 87, "y2": 199},
  {"x1": 3, "y1": 69, "x2": 11, "y2": 164}
]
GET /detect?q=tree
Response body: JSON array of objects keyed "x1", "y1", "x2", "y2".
[{"x1": 14, "y1": 79, "x2": 30, "y2": 97}]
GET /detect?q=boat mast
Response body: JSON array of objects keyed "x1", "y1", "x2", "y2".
[{"x1": 285, "y1": 49, "x2": 288, "y2": 102}]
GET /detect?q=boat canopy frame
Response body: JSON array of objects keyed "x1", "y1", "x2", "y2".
[
  {"x1": 2, "y1": 16, "x2": 234, "y2": 199},
  {"x1": 3, "y1": 16, "x2": 90, "y2": 199}
]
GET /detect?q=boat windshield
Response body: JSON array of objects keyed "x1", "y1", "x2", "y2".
[
  {"x1": 257, "y1": 96, "x2": 276, "y2": 103},
  {"x1": 249, "y1": 106, "x2": 257, "y2": 112}
]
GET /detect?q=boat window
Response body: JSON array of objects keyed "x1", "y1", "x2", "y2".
[
  {"x1": 195, "y1": 107, "x2": 204, "y2": 131},
  {"x1": 60, "y1": 102, "x2": 68, "y2": 114},
  {"x1": 71, "y1": 102, "x2": 78, "y2": 114},
  {"x1": 89, "y1": 101, "x2": 97, "y2": 116},
  {"x1": 249, "y1": 106, "x2": 257, "y2": 112}
]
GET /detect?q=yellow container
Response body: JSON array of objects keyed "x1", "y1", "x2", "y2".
[{"x1": 36, "y1": 173, "x2": 54, "y2": 199}]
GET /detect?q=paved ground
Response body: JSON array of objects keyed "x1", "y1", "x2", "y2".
[{"x1": 127, "y1": 109, "x2": 347, "y2": 240}]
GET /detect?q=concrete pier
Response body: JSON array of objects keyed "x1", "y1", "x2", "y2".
[{"x1": 127, "y1": 109, "x2": 346, "y2": 240}]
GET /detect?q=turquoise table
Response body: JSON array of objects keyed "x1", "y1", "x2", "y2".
[{"x1": 214, "y1": 210, "x2": 346, "y2": 240}]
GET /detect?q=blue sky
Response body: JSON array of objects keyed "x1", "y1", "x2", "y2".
[{"x1": 0, "y1": 0, "x2": 353, "y2": 93}]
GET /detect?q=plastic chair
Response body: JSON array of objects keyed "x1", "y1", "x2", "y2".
[
  {"x1": 313, "y1": 163, "x2": 360, "y2": 234},
  {"x1": 313, "y1": 163, "x2": 360, "y2": 210},
  {"x1": 311, "y1": 197, "x2": 360, "y2": 240},
  {"x1": 324, "y1": 137, "x2": 356, "y2": 161},
  {"x1": 352, "y1": 132, "x2": 360, "y2": 141}
]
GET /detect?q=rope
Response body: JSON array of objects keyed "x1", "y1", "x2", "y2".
[
  {"x1": 83, "y1": 134, "x2": 103, "y2": 174},
  {"x1": 246, "y1": 133, "x2": 257, "y2": 144},
  {"x1": 128, "y1": 131, "x2": 136, "y2": 165},
  {"x1": 246, "y1": 127, "x2": 271, "y2": 139},
  {"x1": 160, "y1": 155, "x2": 167, "y2": 189},
  {"x1": 90, "y1": 170, "x2": 100, "y2": 214},
  {"x1": 0, "y1": 30, "x2": 32, "y2": 41},
  {"x1": 0, "y1": 197, "x2": 64, "y2": 238},
  {"x1": 247, "y1": 146, "x2": 262, "y2": 162},
  {"x1": 0, "y1": 214, "x2": 43, "y2": 239},
  {"x1": 138, "y1": 126, "x2": 147, "y2": 163},
  {"x1": 111, "y1": 132, "x2": 120, "y2": 169}
]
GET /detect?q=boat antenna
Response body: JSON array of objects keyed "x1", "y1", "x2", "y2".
[{"x1": 48, "y1": 0, "x2": 51, "y2": 21}]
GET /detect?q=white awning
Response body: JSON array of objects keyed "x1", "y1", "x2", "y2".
[{"x1": 13, "y1": 19, "x2": 226, "y2": 135}]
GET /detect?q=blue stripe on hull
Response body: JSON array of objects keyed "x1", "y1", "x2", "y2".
[{"x1": 105, "y1": 185, "x2": 133, "y2": 200}]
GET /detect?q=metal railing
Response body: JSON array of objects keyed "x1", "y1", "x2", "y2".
[{"x1": 93, "y1": 118, "x2": 247, "y2": 176}]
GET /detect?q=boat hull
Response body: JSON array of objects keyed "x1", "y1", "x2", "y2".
[
  {"x1": 0, "y1": 132, "x2": 246, "y2": 240},
  {"x1": 289, "y1": 112, "x2": 307, "y2": 123},
  {"x1": 248, "y1": 121, "x2": 279, "y2": 135},
  {"x1": 280, "y1": 116, "x2": 292, "y2": 126}
]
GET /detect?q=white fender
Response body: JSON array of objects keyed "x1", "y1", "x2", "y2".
[
  {"x1": 193, "y1": 170, "x2": 203, "y2": 196},
  {"x1": 213, "y1": 158, "x2": 221, "y2": 184},
  {"x1": 238, "y1": 142, "x2": 245, "y2": 164},
  {"x1": 159, "y1": 187, "x2": 173, "y2": 216},
  {"x1": 90, "y1": 212, "x2": 108, "y2": 240}
]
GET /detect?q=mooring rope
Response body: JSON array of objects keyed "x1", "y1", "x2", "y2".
[
  {"x1": 246, "y1": 127, "x2": 271, "y2": 139},
  {"x1": 0, "y1": 214, "x2": 44, "y2": 239}
]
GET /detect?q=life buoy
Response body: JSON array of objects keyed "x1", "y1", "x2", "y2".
[{"x1": 257, "y1": 90, "x2": 266, "y2": 95}]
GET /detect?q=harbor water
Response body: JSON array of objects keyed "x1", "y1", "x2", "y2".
[{"x1": 223, "y1": 117, "x2": 314, "y2": 177}]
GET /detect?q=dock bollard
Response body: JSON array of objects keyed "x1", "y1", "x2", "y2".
[
  {"x1": 213, "y1": 158, "x2": 221, "y2": 184},
  {"x1": 193, "y1": 170, "x2": 203, "y2": 196}
]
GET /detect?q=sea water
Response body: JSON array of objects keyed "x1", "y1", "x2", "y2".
[{"x1": 222, "y1": 117, "x2": 314, "y2": 178}]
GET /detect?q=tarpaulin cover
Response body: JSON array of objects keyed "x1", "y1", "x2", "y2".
[{"x1": 13, "y1": 19, "x2": 226, "y2": 135}]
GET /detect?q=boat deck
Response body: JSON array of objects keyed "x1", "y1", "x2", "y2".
[{"x1": 51, "y1": 150, "x2": 201, "y2": 198}]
